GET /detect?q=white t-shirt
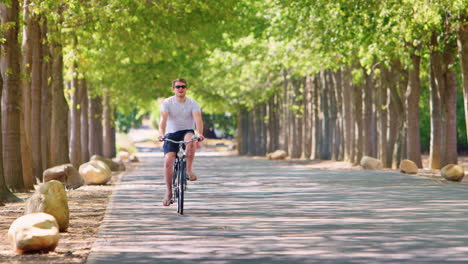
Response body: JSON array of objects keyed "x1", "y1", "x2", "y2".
[{"x1": 161, "y1": 96, "x2": 201, "y2": 134}]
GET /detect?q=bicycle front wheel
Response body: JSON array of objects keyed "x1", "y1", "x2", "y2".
[
  {"x1": 177, "y1": 161, "x2": 186, "y2": 215},
  {"x1": 172, "y1": 160, "x2": 179, "y2": 205}
]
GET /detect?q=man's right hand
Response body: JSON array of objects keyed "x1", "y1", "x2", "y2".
[{"x1": 158, "y1": 135, "x2": 165, "y2": 141}]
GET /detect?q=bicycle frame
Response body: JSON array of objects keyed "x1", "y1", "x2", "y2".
[{"x1": 163, "y1": 137, "x2": 198, "y2": 215}]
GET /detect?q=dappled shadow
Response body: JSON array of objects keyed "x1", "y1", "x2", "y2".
[{"x1": 88, "y1": 156, "x2": 468, "y2": 264}]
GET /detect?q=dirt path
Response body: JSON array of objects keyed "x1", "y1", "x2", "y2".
[{"x1": 0, "y1": 165, "x2": 133, "y2": 264}]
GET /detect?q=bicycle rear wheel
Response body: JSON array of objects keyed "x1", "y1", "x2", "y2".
[{"x1": 177, "y1": 160, "x2": 186, "y2": 215}]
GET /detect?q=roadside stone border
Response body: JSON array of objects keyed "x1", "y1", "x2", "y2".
[{"x1": 0, "y1": 162, "x2": 136, "y2": 264}]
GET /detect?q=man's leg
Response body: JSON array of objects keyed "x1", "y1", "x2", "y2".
[
  {"x1": 184, "y1": 133, "x2": 197, "y2": 180},
  {"x1": 163, "y1": 152, "x2": 176, "y2": 206}
]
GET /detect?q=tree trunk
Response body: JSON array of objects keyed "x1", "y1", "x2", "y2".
[
  {"x1": 312, "y1": 74, "x2": 321, "y2": 160},
  {"x1": 20, "y1": 0, "x2": 34, "y2": 189},
  {"x1": 331, "y1": 70, "x2": 343, "y2": 160},
  {"x1": 379, "y1": 66, "x2": 389, "y2": 167},
  {"x1": 109, "y1": 109, "x2": 116, "y2": 158},
  {"x1": 353, "y1": 82, "x2": 364, "y2": 165},
  {"x1": 265, "y1": 97, "x2": 273, "y2": 153},
  {"x1": 457, "y1": 16, "x2": 468, "y2": 147},
  {"x1": 273, "y1": 93, "x2": 280, "y2": 151},
  {"x1": 388, "y1": 87, "x2": 399, "y2": 168},
  {"x1": 391, "y1": 61, "x2": 408, "y2": 168},
  {"x1": 88, "y1": 94, "x2": 103, "y2": 156},
  {"x1": 103, "y1": 92, "x2": 116, "y2": 158},
  {"x1": 244, "y1": 108, "x2": 250, "y2": 155},
  {"x1": 49, "y1": 32, "x2": 69, "y2": 166},
  {"x1": 442, "y1": 51, "x2": 458, "y2": 165},
  {"x1": 69, "y1": 61, "x2": 82, "y2": 168},
  {"x1": 280, "y1": 69, "x2": 289, "y2": 154},
  {"x1": 363, "y1": 69, "x2": 375, "y2": 157},
  {"x1": 320, "y1": 71, "x2": 331, "y2": 159},
  {"x1": 327, "y1": 70, "x2": 338, "y2": 160},
  {"x1": 342, "y1": 68, "x2": 353, "y2": 162},
  {"x1": 30, "y1": 13, "x2": 42, "y2": 179},
  {"x1": 1, "y1": 0, "x2": 25, "y2": 191},
  {"x1": 261, "y1": 103, "x2": 268, "y2": 156},
  {"x1": 405, "y1": 49, "x2": 423, "y2": 167},
  {"x1": 336, "y1": 70, "x2": 345, "y2": 160},
  {"x1": 40, "y1": 19, "x2": 51, "y2": 170},
  {"x1": 290, "y1": 78, "x2": 303, "y2": 159},
  {"x1": 249, "y1": 107, "x2": 257, "y2": 156},
  {"x1": 303, "y1": 75, "x2": 313, "y2": 159},
  {"x1": 429, "y1": 36, "x2": 444, "y2": 169},
  {"x1": 383, "y1": 66, "x2": 397, "y2": 168},
  {"x1": 238, "y1": 108, "x2": 249, "y2": 155},
  {"x1": 80, "y1": 79, "x2": 89, "y2": 163},
  {"x1": 0, "y1": 46, "x2": 20, "y2": 203}
]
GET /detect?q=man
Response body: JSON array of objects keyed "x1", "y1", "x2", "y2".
[{"x1": 158, "y1": 78, "x2": 205, "y2": 206}]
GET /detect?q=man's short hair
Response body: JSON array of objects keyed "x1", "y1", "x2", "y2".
[{"x1": 172, "y1": 78, "x2": 187, "y2": 87}]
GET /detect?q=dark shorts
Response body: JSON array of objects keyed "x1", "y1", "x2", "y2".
[{"x1": 163, "y1": 129, "x2": 195, "y2": 154}]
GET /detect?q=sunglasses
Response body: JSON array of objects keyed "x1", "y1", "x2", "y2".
[{"x1": 174, "y1": 85, "x2": 187, "y2": 89}]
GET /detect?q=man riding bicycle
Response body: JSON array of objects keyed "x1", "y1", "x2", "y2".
[{"x1": 158, "y1": 78, "x2": 205, "y2": 206}]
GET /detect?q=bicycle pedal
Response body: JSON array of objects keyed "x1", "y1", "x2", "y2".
[{"x1": 170, "y1": 199, "x2": 174, "y2": 204}]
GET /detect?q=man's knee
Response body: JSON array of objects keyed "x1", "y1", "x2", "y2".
[
  {"x1": 184, "y1": 133, "x2": 196, "y2": 151},
  {"x1": 184, "y1": 132, "x2": 194, "y2": 141},
  {"x1": 164, "y1": 154, "x2": 175, "y2": 168}
]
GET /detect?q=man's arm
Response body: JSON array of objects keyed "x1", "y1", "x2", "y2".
[
  {"x1": 158, "y1": 111, "x2": 169, "y2": 140},
  {"x1": 193, "y1": 111, "x2": 204, "y2": 140}
]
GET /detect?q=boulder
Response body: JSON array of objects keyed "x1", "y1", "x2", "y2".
[
  {"x1": 43, "y1": 164, "x2": 84, "y2": 189},
  {"x1": 360, "y1": 156, "x2": 383, "y2": 170},
  {"x1": 115, "y1": 159, "x2": 126, "y2": 171},
  {"x1": 441, "y1": 164, "x2": 465, "y2": 182},
  {"x1": 400, "y1": 159, "x2": 418, "y2": 174},
  {"x1": 117, "y1": 151, "x2": 130, "y2": 161},
  {"x1": 79, "y1": 160, "x2": 112, "y2": 185},
  {"x1": 227, "y1": 144, "x2": 236, "y2": 151},
  {"x1": 129, "y1": 154, "x2": 140, "y2": 163},
  {"x1": 267, "y1": 150, "x2": 288, "y2": 160},
  {"x1": 25, "y1": 180, "x2": 69, "y2": 232},
  {"x1": 90, "y1": 154, "x2": 121, "y2": 171},
  {"x1": 8, "y1": 213, "x2": 59, "y2": 254}
]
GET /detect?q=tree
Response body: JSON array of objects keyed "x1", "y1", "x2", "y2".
[
  {"x1": 1, "y1": 0, "x2": 26, "y2": 191},
  {"x1": 0, "y1": 2, "x2": 21, "y2": 202}
]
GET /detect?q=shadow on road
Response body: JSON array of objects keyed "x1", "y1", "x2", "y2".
[{"x1": 88, "y1": 156, "x2": 468, "y2": 264}]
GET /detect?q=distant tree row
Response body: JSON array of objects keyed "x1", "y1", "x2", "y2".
[
  {"x1": 0, "y1": 0, "x2": 239, "y2": 203},
  {"x1": 195, "y1": 0, "x2": 468, "y2": 169},
  {"x1": 3, "y1": 0, "x2": 467, "y2": 203}
]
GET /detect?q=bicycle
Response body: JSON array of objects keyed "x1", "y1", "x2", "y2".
[{"x1": 161, "y1": 137, "x2": 199, "y2": 215}]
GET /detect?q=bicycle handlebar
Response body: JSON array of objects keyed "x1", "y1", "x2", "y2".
[{"x1": 161, "y1": 137, "x2": 200, "y2": 144}]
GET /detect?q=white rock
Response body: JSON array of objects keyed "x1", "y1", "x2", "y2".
[
  {"x1": 114, "y1": 159, "x2": 126, "y2": 171},
  {"x1": 79, "y1": 160, "x2": 112, "y2": 185},
  {"x1": 25, "y1": 180, "x2": 69, "y2": 232},
  {"x1": 400, "y1": 159, "x2": 418, "y2": 174},
  {"x1": 91, "y1": 154, "x2": 121, "y2": 171},
  {"x1": 441, "y1": 164, "x2": 465, "y2": 182},
  {"x1": 117, "y1": 151, "x2": 130, "y2": 161},
  {"x1": 8, "y1": 213, "x2": 59, "y2": 253},
  {"x1": 267, "y1": 150, "x2": 288, "y2": 160},
  {"x1": 360, "y1": 156, "x2": 383, "y2": 170},
  {"x1": 43, "y1": 164, "x2": 84, "y2": 189}
]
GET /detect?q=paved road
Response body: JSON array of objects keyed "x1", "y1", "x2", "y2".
[{"x1": 87, "y1": 155, "x2": 468, "y2": 264}]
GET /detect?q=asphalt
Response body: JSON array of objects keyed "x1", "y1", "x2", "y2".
[{"x1": 87, "y1": 155, "x2": 468, "y2": 264}]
